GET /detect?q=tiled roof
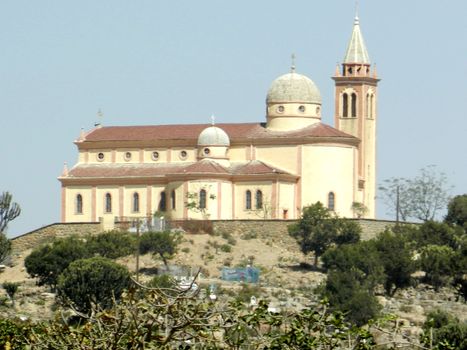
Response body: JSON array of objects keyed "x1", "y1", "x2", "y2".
[
  {"x1": 65, "y1": 160, "x2": 294, "y2": 179},
  {"x1": 82, "y1": 122, "x2": 355, "y2": 143}
]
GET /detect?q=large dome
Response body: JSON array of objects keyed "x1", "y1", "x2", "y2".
[
  {"x1": 197, "y1": 126, "x2": 230, "y2": 146},
  {"x1": 266, "y1": 72, "x2": 321, "y2": 104}
]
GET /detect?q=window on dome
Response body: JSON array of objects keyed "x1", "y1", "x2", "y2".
[
  {"x1": 255, "y1": 190, "x2": 263, "y2": 210},
  {"x1": 203, "y1": 148, "x2": 210, "y2": 155},
  {"x1": 159, "y1": 191, "x2": 167, "y2": 212},
  {"x1": 105, "y1": 193, "x2": 112, "y2": 213},
  {"x1": 76, "y1": 194, "x2": 83, "y2": 214},
  {"x1": 180, "y1": 151, "x2": 188, "y2": 160},
  {"x1": 277, "y1": 105, "x2": 284, "y2": 113},
  {"x1": 351, "y1": 93, "x2": 357, "y2": 117},
  {"x1": 125, "y1": 152, "x2": 132, "y2": 161},
  {"x1": 199, "y1": 189, "x2": 207, "y2": 209},
  {"x1": 246, "y1": 190, "x2": 252, "y2": 210},
  {"x1": 97, "y1": 152, "x2": 105, "y2": 161},
  {"x1": 328, "y1": 192, "x2": 335, "y2": 211},
  {"x1": 152, "y1": 151, "x2": 159, "y2": 161},
  {"x1": 133, "y1": 193, "x2": 140, "y2": 212},
  {"x1": 298, "y1": 105, "x2": 305, "y2": 112}
]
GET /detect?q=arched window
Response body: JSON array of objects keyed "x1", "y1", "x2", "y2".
[
  {"x1": 133, "y1": 192, "x2": 140, "y2": 212},
  {"x1": 199, "y1": 189, "x2": 207, "y2": 209},
  {"x1": 246, "y1": 190, "x2": 252, "y2": 210},
  {"x1": 255, "y1": 190, "x2": 263, "y2": 210},
  {"x1": 328, "y1": 192, "x2": 335, "y2": 211},
  {"x1": 105, "y1": 193, "x2": 112, "y2": 213},
  {"x1": 351, "y1": 93, "x2": 357, "y2": 117},
  {"x1": 159, "y1": 191, "x2": 166, "y2": 212},
  {"x1": 76, "y1": 194, "x2": 83, "y2": 214},
  {"x1": 370, "y1": 94, "x2": 374, "y2": 119},
  {"x1": 171, "y1": 190, "x2": 176, "y2": 210},
  {"x1": 342, "y1": 93, "x2": 349, "y2": 117},
  {"x1": 366, "y1": 93, "x2": 374, "y2": 119}
]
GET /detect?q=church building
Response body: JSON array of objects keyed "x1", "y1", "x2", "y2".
[{"x1": 59, "y1": 16, "x2": 380, "y2": 229}]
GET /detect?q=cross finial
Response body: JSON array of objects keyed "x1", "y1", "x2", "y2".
[
  {"x1": 355, "y1": 0, "x2": 360, "y2": 21},
  {"x1": 291, "y1": 53, "x2": 296, "y2": 73},
  {"x1": 95, "y1": 108, "x2": 104, "y2": 127},
  {"x1": 211, "y1": 115, "x2": 215, "y2": 126}
]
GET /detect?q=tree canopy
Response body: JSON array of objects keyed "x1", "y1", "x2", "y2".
[
  {"x1": 379, "y1": 165, "x2": 451, "y2": 222},
  {"x1": 288, "y1": 202, "x2": 361, "y2": 266}
]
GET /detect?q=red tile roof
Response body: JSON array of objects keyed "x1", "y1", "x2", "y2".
[
  {"x1": 83, "y1": 122, "x2": 355, "y2": 143},
  {"x1": 65, "y1": 160, "x2": 294, "y2": 179}
]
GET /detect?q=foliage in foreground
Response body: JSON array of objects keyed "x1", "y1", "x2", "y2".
[
  {"x1": 0, "y1": 191, "x2": 21, "y2": 233},
  {"x1": 16, "y1": 286, "x2": 375, "y2": 349},
  {"x1": 421, "y1": 309, "x2": 467, "y2": 350}
]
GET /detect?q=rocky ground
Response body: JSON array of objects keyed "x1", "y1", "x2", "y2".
[{"x1": 0, "y1": 229, "x2": 465, "y2": 346}]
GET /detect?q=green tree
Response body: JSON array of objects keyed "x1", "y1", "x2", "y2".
[
  {"x1": 322, "y1": 241, "x2": 385, "y2": 289},
  {"x1": 373, "y1": 229, "x2": 417, "y2": 295},
  {"x1": 57, "y1": 256, "x2": 131, "y2": 314},
  {"x1": 139, "y1": 230, "x2": 182, "y2": 267},
  {"x1": 85, "y1": 230, "x2": 136, "y2": 259},
  {"x1": 445, "y1": 194, "x2": 467, "y2": 228},
  {"x1": 420, "y1": 245, "x2": 456, "y2": 291},
  {"x1": 322, "y1": 269, "x2": 381, "y2": 326},
  {"x1": 24, "y1": 237, "x2": 90, "y2": 288},
  {"x1": 0, "y1": 192, "x2": 21, "y2": 233},
  {"x1": 412, "y1": 221, "x2": 458, "y2": 249},
  {"x1": 288, "y1": 202, "x2": 361, "y2": 267}
]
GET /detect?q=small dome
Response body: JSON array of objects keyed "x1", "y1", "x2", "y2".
[
  {"x1": 197, "y1": 126, "x2": 230, "y2": 147},
  {"x1": 266, "y1": 72, "x2": 321, "y2": 104}
]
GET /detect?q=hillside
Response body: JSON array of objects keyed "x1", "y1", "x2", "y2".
[{"x1": 0, "y1": 228, "x2": 465, "y2": 345}]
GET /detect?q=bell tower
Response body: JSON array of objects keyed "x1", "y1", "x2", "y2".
[{"x1": 333, "y1": 15, "x2": 380, "y2": 218}]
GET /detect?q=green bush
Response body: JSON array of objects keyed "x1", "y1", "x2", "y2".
[
  {"x1": 421, "y1": 310, "x2": 467, "y2": 349},
  {"x1": 85, "y1": 231, "x2": 136, "y2": 259},
  {"x1": 3, "y1": 282, "x2": 19, "y2": 304},
  {"x1": 220, "y1": 244, "x2": 232, "y2": 253},
  {"x1": 420, "y1": 245, "x2": 455, "y2": 290},
  {"x1": 323, "y1": 269, "x2": 381, "y2": 326},
  {"x1": 240, "y1": 231, "x2": 258, "y2": 240},
  {"x1": 24, "y1": 237, "x2": 90, "y2": 288},
  {"x1": 57, "y1": 257, "x2": 131, "y2": 314}
]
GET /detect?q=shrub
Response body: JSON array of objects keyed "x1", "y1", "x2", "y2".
[
  {"x1": 147, "y1": 274, "x2": 177, "y2": 290},
  {"x1": 57, "y1": 257, "x2": 131, "y2": 314},
  {"x1": 220, "y1": 244, "x2": 232, "y2": 253},
  {"x1": 2, "y1": 282, "x2": 19, "y2": 305},
  {"x1": 420, "y1": 245, "x2": 455, "y2": 290},
  {"x1": 421, "y1": 310, "x2": 467, "y2": 349},
  {"x1": 240, "y1": 231, "x2": 258, "y2": 240},
  {"x1": 85, "y1": 231, "x2": 136, "y2": 259},
  {"x1": 24, "y1": 237, "x2": 90, "y2": 288},
  {"x1": 323, "y1": 269, "x2": 381, "y2": 326}
]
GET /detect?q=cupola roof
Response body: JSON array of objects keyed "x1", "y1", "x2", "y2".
[
  {"x1": 266, "y1": 71, "x2": 321, "y2": 104},
  {"x1": 197, "y1": 126, "x2": 230, "y2": 147}
]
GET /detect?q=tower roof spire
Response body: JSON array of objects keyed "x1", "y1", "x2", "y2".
[{"x1": 343, "y1": 14, "x2": 370, "y2": 64}]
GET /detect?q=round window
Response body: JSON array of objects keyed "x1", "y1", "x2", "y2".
[
  {"x1": 124, "y1": 152, "x2": 132, "y2": 160},
  {"x1": 277, "y1": 105, "x2": 284, "y2": 113},
  {"x1": 298, "y1": 105, "x2": 306, "y2": 112},
  {"x1": 152, "y1": 151, "x2": 159, "y2": 161},
  {"x1": 203, "y1": 148, "x2": 210, "y2": 155},
  {"x1": 316, "y1": 106, "x2": 321, "y2": 115},
  {"x1": 97, "y1": 152, "x2": 104, "y2": 161},
  {"x1": 180, "y1": 150, "x2": 188, "y2": 160}
]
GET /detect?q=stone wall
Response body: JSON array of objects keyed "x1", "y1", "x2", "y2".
[
  {"x1": 11, "y1": 218, "x2": 414, "y2": 255},
  {"x1": 11, "y1": 222, "x2": 102, "y2": 255}
]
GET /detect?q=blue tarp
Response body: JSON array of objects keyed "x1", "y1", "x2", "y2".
[{"x1": 221, "y1": 267, "x2": 260, "y2": 283}]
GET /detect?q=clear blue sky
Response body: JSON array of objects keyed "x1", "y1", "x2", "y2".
[{"x1": 1, "y1": 1, "x2": 466, "y2": 237}]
